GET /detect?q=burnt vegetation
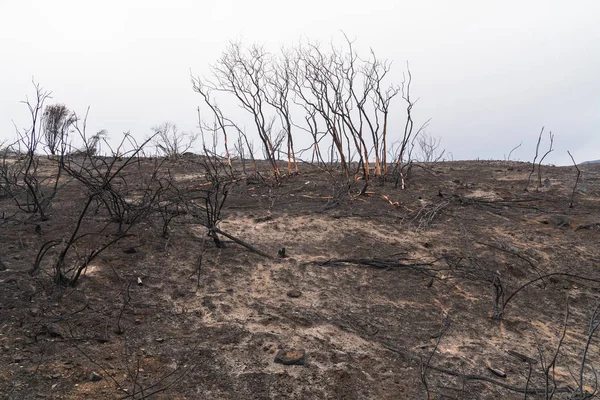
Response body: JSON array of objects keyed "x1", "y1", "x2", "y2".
[{"x1": 1, "y1": 39, "x2": 600, "y2": 399}]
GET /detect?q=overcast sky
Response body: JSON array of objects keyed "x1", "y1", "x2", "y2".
[{"x1": 1, "y1": 0, "x2": 598, "y2": 164}]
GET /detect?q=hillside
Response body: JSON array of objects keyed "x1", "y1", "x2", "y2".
[
  {"x1": 1, "y1": 157, "x2": 600, "y2": 399},
  {"x1": 580, "y1": 160, "x2": 600, "y2": 165}
]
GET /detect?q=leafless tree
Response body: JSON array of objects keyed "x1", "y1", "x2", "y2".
[
  {"x1": 567, "y1": 151, "x2": 581, "y2": 208},
  {"x1": 194, "y1": 42, "x2": 281, "y2": 181},
  {"x1": 151, "y1": 122, "x2": 198, "y2": 159},
  {"x1": 525, "y1": 127, "x2": 554, "y2": 191},
  {"x1": 1, "y1": 81, "x2": 66, "y2": 220},
  {"x1": 365, "y1": 49, "x2": 400, "y2": 177},
  {"x1": 392, "y1": 65, "x2": 431, "y2": 188},
  {"x1": 194, "y1": 87, "x2": 232, "y2": 164},
  {"x1": 291, "y1": 36, "x2": 402, "y2": 188},
  {"x1": 416, "y1": 131, "x2": 445, "y2": 163},
  {"x1": 291, "y1": 40, "x2": 352, "y2": 178},
  {"x1": 265, "y1": 50, "x2": 299, "y2": 174},
  {"x1": 191, "y1": 35, "x2": 430, "y2": 192}
]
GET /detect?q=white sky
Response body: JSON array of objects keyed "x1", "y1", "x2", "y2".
[{"x1": 1, "y1": 0, "x2": 599, "y2": 164}]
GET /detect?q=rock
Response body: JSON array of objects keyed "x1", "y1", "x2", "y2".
[
  {"x1": 488, "y1": 366, "x2": 506, "y2": 378},
  {"x1": 97, "y1": 335, "x2": 110, "y2": 343},
  {"x1": 38, "y1": 323, "x2": 64, "y2": 339},
  {"x1": 286, "y1": 290, "x2": 302, "y2": 298},
  {"x1": 254, "y1": 213, "x2": 273, "y2": 223},
  {"x1": 576, "y1": 222, "x2": 600, "y2": 231},
  {"x1": 220, "y1": 304, "x2": 232, "y2": 314},
  {"x1": 541, "y1": 215, "x2": 571, "y2": 228},
  {"x1": 543, "y1": 178, "x2": 551, "y2": 188},
  {"x1": 505, "y1": 350, "x2": 537, "y2": 364},
  {"x1": 549, "y1": 215, "x2": 570, "y2": 228},
  {"x1": 202, "y1": 297, "x2": 217, "y2": 311},
  {"x1": 124, "y1": 247, "x2": 137, "y2": 254},
  {"x1": 577, "y1": 182, "x2": 589, "y2": 194},
  {"x1": 88, "y1": 371, "x2": 102, "y2": 382},
  {"x1": 155, "y1": 338, "x2": 164, "y2": 343},
  {"x1": 0, "y1": 258, "x2": 6, "y2": 271},
  {"x1": 47, "y1": 324, "x2": 64, "y2": 338},
  {"x1": 51, "y1": 373, "x2": 61, "y2": 379},
  {"x1": 274, "y1": 349, "x2": 307, "y2": 366},
  {"x1": 1, "y1": 276, "x2": 17, "y2": 284}
]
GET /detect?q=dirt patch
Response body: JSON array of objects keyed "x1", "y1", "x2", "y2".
[{"x1": 2, "y1": 159, "x2": 600, "y2": 398}]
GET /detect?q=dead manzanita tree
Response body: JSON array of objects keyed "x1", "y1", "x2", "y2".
[
  {"x1": 193, "y1": 42, "x2": 281, "y2": 181},
  {"x1": 192, "y1": 35, "x2": 430, "y2": 195},
  {"x1": 525, "y1": 126, "x2": 554, "y2": 192},
  {"x1": 392, "y1": 66, "x2": 431, "y2": 189},
  {"x1": 265, "y1": 50, "x2": 299, "y2": 175}
]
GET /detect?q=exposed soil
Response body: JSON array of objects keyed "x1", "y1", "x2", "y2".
[{"x1": 2, "y1": 158, "x2": 600, "y2": 399}]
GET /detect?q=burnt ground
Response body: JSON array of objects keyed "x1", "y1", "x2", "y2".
[{"x1": 1, "y1": 158, "x2": 600, "y2": 399}]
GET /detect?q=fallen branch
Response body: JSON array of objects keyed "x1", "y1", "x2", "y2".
[
  {"x1": 184, "y1": 206, "x2": 273, "y2": 258},
  {"x1": 211, "y1": 227, "x2": 273, "y2": 259},
  {"x1": 317, "y1": 257, "x2": 443, "y2": 277},
  {"x1": 380, "y1": 341, "x2": 571, "y2": 395}
]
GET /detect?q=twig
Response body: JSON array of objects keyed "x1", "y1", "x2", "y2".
[
  {"x1": 116, "y1": 280, "x2": 133, "y2": 334},
  {"x1": 577, "y1": 302, "x2": 600, "y2": 396},
  {"x1": 507, "y1": 141, "x2": 523, "y2": 161},
  {"x1": 536, "y1": 131, "x2": 554, "y2": 189},
  {"x1": 420, "y1": 313, "x2": 450, "y2": 399},
  {"x1": 380, "y1": 341, "x2": 571, "y2": 394},
  {"x1": 567, "y1": 151, "x2": 581, "y2": 208},
  {"x1": 524, "y1": 363, "x2": 533, "y2": 400},
  {"x1": 503, "y1": 273, "x2": 600, "y2": 316},
  {"x1": 525, "y1": 127, "x2": 544, "y2": 191},
  {"x1": 544, "y1": 297, "x2": 569, "y2": 399}
]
